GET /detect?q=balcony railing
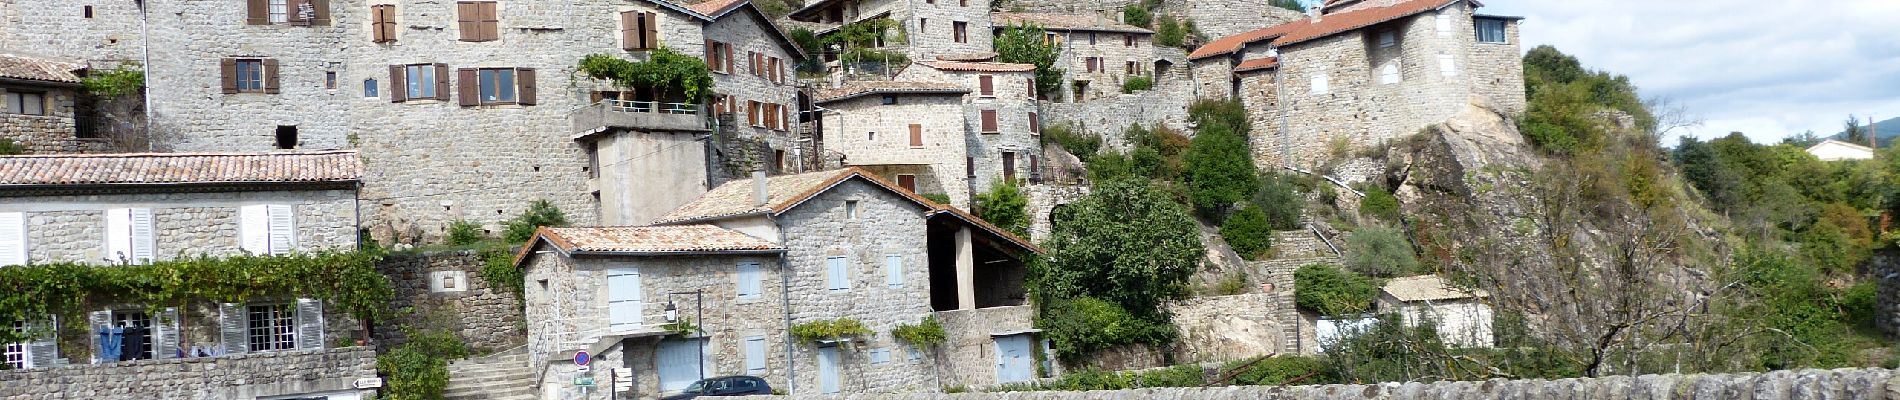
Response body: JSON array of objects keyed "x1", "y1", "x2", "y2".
[
  {"x1": 570, "y1": 99, "x2": 710, "y2": 136},
  {"x1": 603, "y1": 99, "x2": 699, "y2": 115}
]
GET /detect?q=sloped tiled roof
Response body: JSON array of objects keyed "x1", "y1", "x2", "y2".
[
  {"x1": 991, "y1": 13, "x2": 1153, "y2": 34},
  {"x1": 1272, "y1": 0, "x2": 1460, "y2": 47},
  {"x1": 0, "y1": 151, "x2": 362, "y2": 187},
  {"x1": 935, "y1": 52, "x2": 998, "y2": 62},
  {"x1": 919, "y1": 60, "x2": 1037, "y2": 73},
  {"x1": 1233, "y1": 57, "x2": 1280, "y2": 73},
  {"x1": 816, "y1": 81, "x2": 969, "y2": 103},
  {"x1": 535, "y1": 225, "x2": 786, "y2": 254},
  {"x1": 0, "y1": 52, "x2": 83, "y2": 84},
  {"x1": 653, "y1": 168, "x2": 1043, "y2": 253},
  {"x1": 686, "y1": 0, "x2": 748, "y2": 16},
  {"x1": 1187, "y1": 19, "x2": 1310, "y2": 60},
  {"x1": 1382, "y1": 275, "x2": 1488, "y2": 302}
]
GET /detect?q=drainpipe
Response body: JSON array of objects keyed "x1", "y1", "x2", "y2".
[
  {"x1": 776, "y1": 219, "x2": 797, "y2": 394},
  {"x1": 139, "y1": 0, "x2": 153, "y2": 151}
]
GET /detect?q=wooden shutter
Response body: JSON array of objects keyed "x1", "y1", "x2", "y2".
[
  {"x1": 517, "y1": 68, "x2": 536, "y2": 105},
  {"x1": 979, "y1": 75, "x2": 993, "y2": 96},
  {"x1": 724, "y1": 45, "x2": 734, "y2": 73},
  {"x1": 287, "y1": 0, "x2": 309, "y2": 25},
  {"x1": 1027, "y1": 78, "x2": 1036, "y2": 99},
  {"x1": 620, "y1": 11, "x2": 639, "y2": 50},
  {"x1": 980, "y1": 110, "x2": 997, "y2": 132},
  {"x1": 0, "y1": 212, "x2": 24, "y2": 266},
  {"x1": 457, "y1": 68, "x2": 478, "y2": 106},
  {"x1": 219, "y1": 303, "x2": 248, "y2": 355},
  {"x1": 747, "y1": 101, "x2": 759, "y2": 126},
  {"x1": 457, "y1": 2, "x2": 477, "y2": 41},
  {"x1": 744, "y1": 337, "x2": 767, "y2": 374},
  {"x1": 311, "y1": 0, "x2": 331, "y2": 26},
  {"x1": 705, "y1": 42, "x2": 718, "y2": 70},
  {"x1": 372, "y1": 5, "x2": 392, "y2": 42},
  {"x1": 388, "y1": 64, "x2": 406, "y2": 102},
  {"x1": 26, "y1": 319, "x2": 55, "y2": 368},
  {"x1": 156, "y1": 308, "x2": 180, "y2": 359},
  {"x1": 239, "y1": 205, "x2": 269, "y2": 255},
  {"x1": 826, "y1": 257, "x2": 848, "y2": 290},
  {"x1": 768, "y1": 58, "x2": 780, "y2": 83},
  {"x1": 246, "y1": 0, "x2": 269, "y2": 25},
  {"x1": 780, "y1": 104, "x2": 790, "y2": 130},
  {"x1": 130, "y1": 208, "x2": 155, "y2": 264},
  {"x1": 479, "y1": 2, "x2": 499, "y2": 41},
  {"x1": 749, "y1": 51, "x2": 759, "y2": 76},
  {"x1": 262, "y1": 59, "x2": 281, "y2": 94},
  {"x1": 266, "y1": 204, "x2": 296, "y2": 255},
  {"x1": 737, "y1": 262, "x2": 761, "y2": 299},
  {"x1": 436, "y1": 64, "x2": 453, "y2": 101},
  {"x1": 885, "y1": 254, "x2": 904, "y2": 287},
  {"x1": 221, "y1": 59, "x2": 239, "y2": 94},
  {"x1": 642, "y1": 13, "x2": 659, "y2": 50},
  {"x1": 908, "y1": 124, "x2": 923, "y2": 147},
  {"x1": 1029, "y1": 112, "x2": 1039, "y2": 134},
  {"x1": 294, "y1": 299, "x2": 324, "y2": 350}
]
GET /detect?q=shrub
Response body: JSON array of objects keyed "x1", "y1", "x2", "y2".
[
  {"x1": 1135, "y1": 364, "x2": 1204, "y2": 387},
  {"x1": 974, "y1": 180, "x2": 1031, "y2": 237},
  {"x1": 1358, "y1": 185, "x2": 1400, "y2": 222},
  {"x1": 376, "y1": 328, "x2": 469, "y2": 400},
  {"x1": 503, "y1": 199, "x2": 568, "y2": 244},
  {"x1": 480, "y1": 248, "x2": 524, "y2": 305},
  {"x1": 919, "y1": 193, "x2": 953, "y2": 205},
  {"x1": 0, "y1": 138, "x2": 23, "y2": 155},
  {"x1": 1120, "y1": 76, "x2": 1154, "y2": 93},
  {"x1": 790, "y1": 319, "x2": 873, "y2": 343},
  {"x1": 1292, "y1": 264, "x2": 1378, "y2": 316},
  {"x1": 1121, "y1": 5, "x2": 1152, "y2": 28},
  {"x1": 1254, "y1": 173, "x2": 1305, "y2": 230},
  {"x1": 445, "y1": 220, "x2": 485, "y2": 246},
  {"x1": 1037, "y1": 296, "x2": 1176, "y2": 363},
  {"x1": 1043, "y1": 123, "x2": 1102, "y2": 157},
  {"x1": 1155, "y1": 16, "x2": 1186, "y2": 48},
  {"x1": 1033, "y1": 179, "x2": 1200, "y2": 362},
  {"x1": 892, "y1": 316, "x2": 948, "y2": 348},
  {"x1": 1185, "y1": 99, "x2": 1259, "y2": 217},
  {"x1": 1342, "y1": 226, "x2": 1417, "y2": 277},
  {"x1": 1226, "y1": 355, "x2": 1332, "y2": 386},
  {"x1": 1221, "y1": 206, "x2": 1274, "y2": 260}
]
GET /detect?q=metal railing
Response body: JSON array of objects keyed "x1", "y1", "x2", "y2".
[{"x1": 602, "y1": 99, "x2": 699, "y2": 115}]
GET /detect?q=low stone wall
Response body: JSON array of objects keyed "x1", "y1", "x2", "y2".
[
  {"x1": 0, "y1": 114, "x2": 110, "y2": 154},
  {"x1": 1168, "y1": 292, "x2": 1296, "y2": 364},
  {"x1": 374, "y1": 250, "x2": 525, "y2": 352},
  {"x1": 1873, "y1": 251, "x2": 1900, "y2": 336},
  {"x1": 1042, "y1": 78, "x2": 1198, "y2": 150},
  {"x1": 935, "y1": 305, "x2": 1038, "y2": 388},
  {"x1": 738, "y1": 368, "x2": 1898, "y2": 399},
  {"x1": 0, "y1": 347, "x2": 378, "y2": 400}
]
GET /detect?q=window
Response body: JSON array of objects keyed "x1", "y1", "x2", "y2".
[
  {"x1": 276, "y1": 125, "x2": 298, "y2": 149},
  {"x1": 978, "y1": 75, "x2": 994, "y2": 96},
  {"x1": 1027, "y1": 78, "x2": 1036, "y2": 99},
  {"x1": 246, "y1": 304, "x2": 296, "y2": 352},
  {"x1": 953, "y1": 22, "x2": 968, "y2": 43},
  {"x1": 1002, "y1": 151, "x2": 1017, "y2": 182},
  {"x1": 1435, "y1": 13, "x2": 1452, "y2": 37},
  {"x1": 1380, "y1": 63, "x2": 1400, "y2": 84},
  {"x1": 896, "y1": 175, "x2": 917, "y2": 192},
  {"x1": 907, "y1": 124, "x2": 924, "y2": 147},
  {"x1": 737, "y1": 262, "x2": 762, "y2": 299},
  {"x1": 1086, "y1": 57, "x2": 1101, "y2": 73},
  {"x1": 845, "y1": 200, "x2": 859, "y2": 220},
  {"x1": 707, "y1": 41, "x2": 734, "y2": 74},
  {"x1": 919, "y1": 18, "x2": 927, "y2": 32},
  {"x1": 1124, "y1": 34, "x2": 1133, "y2": 46},
  {"x1": 1438, "y1": 54, "x2": 1457, "y2": 77},
  {"x1": 105, "y1": 208, "x2": 156, "y2": 264},
  {"x1": 1475, "y1": 19, "x2": 1507, "y2": 43},
  {"x1": 980, "y1": 109, "x2": 998, "y2": 133},
  {"x1": 457, "y1": 1, "x2": 499, "y2": 42},
  {"x1": 247, "y1": 0, "x2": 330, "y2": 26},
  {"x1": 622, "y1": 11, "x2": 659, "y2": 50},
  {"x1": 4, "y1": 320, "x2": 26, "y2": 369},
  {"x1": 111, "y1": 310, "x2": 155, "y2": 360},
  {"x1": 0, "y1": 212, "x2": 25, "y2": 267},
  {"x1": 966, "y1": 157, "x2": 975, "y2": 178},
  {"x1": 870, "y1": 348, "x2": 891, "y2": 364},
  {"x1": 5, "y1": 91, "x2": 44, "y2": 115},
  {"x1": 881, "y1": 95, "x2": 897, "y2": 105},
  {"x1": 1043, "y1": 33, "x2": 1057, "y2": 45},
  {"x1": 867, "y1": 131, "x2": 875, "y2": 141},
  {"x1": 959, "y1": 0, "x2": 967, "y2": 6},
  {"x1": 744, "y1": 336, "x2": 767, "y2": 375},
  {"x1": 269, "y1": 0, "x2": 288, "y2": 23},
  {"x1": 239, "y1": 205, "x2": 296, "y2": 256},
  {"x1": 477, "y1": 68, "x2": 517, "y2": 104},
  {"x1": 363, "y1": 79, "x2": 379, "y2": 98},
  {"x1": 84, "y1": 5, "x2": 93, "y2": 18},
  {"x1": 1310, "y1": 73, "x2": 1329, "y2": 95},
  {"x1": 826, "y1": 256, "x2": 850, "y2": 291},
  {"x1": 884, "y1": 254, "x2": 903, "y2": 288},
  {"x1": 403, "y1": 64, "x2": 438, "y2": 99},
  {"x1": 1088, "y1": 33, "x2": 1096, "y2": 45},
  {"x1": 460, "y1": 67, "x2": 536, "y2": 106},
  {"x1": 1378, "y1": 30, "x2": 1396, "y2": 47},
  {"x1": 1125, "y1": 61, "x2": 1137, "y2": 75},
  {"x1": 607, "y1": 268, "x2": 643, "y2": 331},
  {"x1": 371, "y1": 4, "x2": 397, "y2": 42},
  {"x1": 237, "y1": 60, "x2": 265, "y2": 91},
  {"x1": 1029, "y1": 112, "x2": 1039, "y2": 134},
  {"x1": 324, "y1": 71, "x2": 337, "y2": 89},
  {"x1": 222, "y1": 58, "x2": 278, "y2": 94}
]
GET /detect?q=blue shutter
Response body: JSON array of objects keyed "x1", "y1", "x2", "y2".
[
  {"x1": 884, "y1": 255, "x2": 903, "y2": 288},
  {"x1": 744, "y1": 336, "x2": 767, "y2": 374},
  {"x1": 826, "y1": 257, "x2": 849, "y2": 291},
  {"x1": 608, "y1": 268, "x2": 643, "y2": 331},
  {"x1": 737, "y1": 262, "x2": 761, "y2": 299}
]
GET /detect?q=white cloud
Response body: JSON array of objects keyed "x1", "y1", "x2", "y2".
[{"x1": 1480, "y1": 0, "x2": 1900, "y2": 144}]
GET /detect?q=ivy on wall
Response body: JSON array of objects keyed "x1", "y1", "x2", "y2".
[
  {"x1": 789, "y1": 318, "x2": 872, "y2": 346},
  {"x1": 0, "y1": 251, "x2": 393, "y2": 344},
  {"x1": 891, "y1": 316, "x2": 946, "y2": 348}
]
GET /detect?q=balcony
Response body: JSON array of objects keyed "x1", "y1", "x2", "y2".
[{"x1": 570, "y1": 99, "x2": 710, "y2": 138}]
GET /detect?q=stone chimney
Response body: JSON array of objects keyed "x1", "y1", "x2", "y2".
[
  {"x1": 1310, "y1": 1, "x2": 1324, "y2": 21},
  {"x1": 752, "y1": 170, "x2": 769, "y2": 207}
]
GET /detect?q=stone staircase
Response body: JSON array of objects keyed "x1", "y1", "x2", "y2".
[{"x1": 445, "y1": 347, "x2": 536, "y2": 400}]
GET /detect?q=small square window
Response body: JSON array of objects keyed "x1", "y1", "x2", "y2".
[
  {"x1": 1475, "y1": 19, "x2": 1508, "y2": 43},
  {"x1": 881, "y1": 95, "x2": 898, "y2": 105},
  {"x1": 235, "y1": 60, "x2": 266, "y2": 92},
  {"x1": 363, "y1": 78, "x2": 379, "y2": 98},
  {"x1": 1378, "y1": 30, "x2": 1396, "y2": 48},
  {"x1": 845, "y1": 200, "x2": 859, "y2": 220},
  {"x1": 6, "y1": 92, "x2": 45, "y2": 115},
  {"x1": 478, "y1": 68, "x2": 518, "y2": 104}
]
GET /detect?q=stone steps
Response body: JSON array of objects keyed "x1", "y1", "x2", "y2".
[{"x1": 443, "y1": 347, "x2": 534, "y2": 400}]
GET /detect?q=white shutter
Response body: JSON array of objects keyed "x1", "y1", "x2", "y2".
[
  {"x1": 239, "y1": 205, "x2": 269, "y2": 255},
  {"x1": 106, "y1": 208, "x2": 132, "y2": 264},
  {"x1": 826, "y1": 257, "x2": 849, "y2": 291},
  {"x1": 130, "y1": 208, "x2": 155, "y2": 263},
  {"x1": 744, "y1": 336, "x2": 767, "y2": 374},
  {"x1": 1310, "y1": 74, "x2": 1329, "y2": 95},
  {"x1": 1435, "y1": 14, "x2": 1452, "y2": 37},
  {"x1": 0, "y1": 212, "x2": 25, "y2": 266},
  {"x1": 1438, "y1": 54, "x2": 1458, "y2": 77},
  {"x1": 884, "y1": 255, "x2": 903, "y2": 288},
  {"x1": 266, "y1": 205, "x2": 296, "y2": 255},
  {"x1": 156, "y1": 307, "x2": 180, "y2": 359},
  {"x1": 294, "y1": 299, "x2": 324, "y2": 350},
  {"x1": 737, "y1": 262, "x2": 761, "y2": 299},
  {"x1": 607, "y1": 268, "x2": 643, "y2": 331}
]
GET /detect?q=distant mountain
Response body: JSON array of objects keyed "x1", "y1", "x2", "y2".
[{"x1": 1829, "y1": 115, "x2": 1900, "y2": 147}]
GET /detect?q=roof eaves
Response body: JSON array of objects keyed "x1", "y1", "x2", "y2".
[
  {"x1": 569, "y1": 248, "x2": 788, "y2": 257},
  {"x1": 706, "y1": 2, "x2": 811, "y2": 59},
  {"x1": 815, "y1": 88, "x2": 969, "y2": 104}
]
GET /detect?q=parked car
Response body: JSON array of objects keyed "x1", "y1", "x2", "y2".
[{"x1": 661, "y1": 375, "x2": 773, "y2": 399}]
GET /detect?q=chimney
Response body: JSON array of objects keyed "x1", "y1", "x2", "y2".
[
  {"x1": 1309, "y1": 2, "x2": 1323, "y2": 21},
  {"x1": 752, "y1": 170, "x2": 769, "y2": 207}
]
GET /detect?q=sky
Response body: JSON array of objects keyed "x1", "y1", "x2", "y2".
[{"x1": 1429, "y1": 0, "x2": 1900, "y2": 144}]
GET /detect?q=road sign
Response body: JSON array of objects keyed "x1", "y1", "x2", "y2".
[
  {"x1": 574, "y1": 351, "x2": 591, "y2": 367},
  {"x1": 574, "y1": 376, "x2": 596, "y2": 387},
  {"x1": 612, "y1": 368, "x2": 634, "y2": 392}
]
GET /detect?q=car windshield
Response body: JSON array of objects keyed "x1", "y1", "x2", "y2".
[{"x1": 682, "y1": 380, "x2": 708, "y2": 394}]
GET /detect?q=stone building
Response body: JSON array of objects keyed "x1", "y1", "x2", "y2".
[
  {"x1": 1187, "y1": 0, "x2": 1525, "y2": 169},
  {"x1": 990, "y1": 13, "x2": 1155, "y2": 102},
  {"x1": 0, "y1": 0, "x2": 808, "y2": 241},
  {"x1": 814, "y1": 81, "x2": 974, "y2": 207},
  {"x1": 787, "y1": 0, "x2": 996, "y2": 65},
  {"x1": 1377, "y1": 274, "x2": 1493, "y2": 348},
  {"x1": 0, "y1": 52, "x2": 108, "y2": 154},
  {"x1": 891, "y1": 61, "x2": 1042, "y2": 201},
  {"x1": 517, "y1": 168, "x2": 1042, "y2": 398},
  {"x1": 0, "y1": 150, "x2": 373, "y2": 400}
]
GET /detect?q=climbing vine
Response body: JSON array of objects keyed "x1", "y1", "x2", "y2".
[
  {"x1": 789, "y1": 318, "x2": 872, "y2": 345},
  {"x1": 576, "y1": 50, "x2": 715, "y2": 101},
  {"x1": 890, "y1": 316, "x2": 946, "y2": 348},
  {"x1": 0, "y1": 251, "x2": 393, "y2": 344}
]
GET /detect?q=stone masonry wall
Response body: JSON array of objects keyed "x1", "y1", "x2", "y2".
[
  {"x1": 0, "y1": 190, "x2": 358, "y2": 264},
  {"x1": 1874, "y1": 251, "x2": 1900, "y2": 336},
  {"x1": 0, "y1": 347, "x2": 378, "y2": 400},
  {"x1": 1041, "y1": 67, "x2": 1196, "y2": 150},
  {"x1": 1052, "y1": 30, "x2": 1156, "y2": 102},
  {"x1": 0, "y1": 114, "x2": 108, "y2": 155},
  {"x1": 1022, "y1": 184, "x2": 1088, "y2": 243},
  {"x1": 897, "y1": 65, "x2": 1041, "y2": 198},
  {"x1": 823, "y1": 93, "x2": 974, "y2": 207},
  {"x1": 733, "y1": 368, "x2": 1900, "y2": 399},
  {"x1": 935, "y1": 305, "x2": 1038, "y2": 389},
  {"x1": 1166, "y1": 293, "x2": 1290, "y2": 364},
  {"x1": 373, "y1": 250, "x2": 524, "y2": 353}
]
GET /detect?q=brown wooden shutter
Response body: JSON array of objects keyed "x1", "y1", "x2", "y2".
[
  {"x1": 643, "y1": 13, "x2": 659, "y2": 50},
  {"x1": 966, "y1": 157, "x2": 975, "y2": 178},
  {"x1": 768, "y1": 58, "x2": 780, "y2": 84},
  {"x1": 908, "y1": 124, "x2": 923, "y2": 147},
  {"x1": 1027, "y1": 78, "x2": 1037, "y2": 99},
  {"x1": 705, "y1": 42, "x2": 717, "y2": 70},
  {"x1": 980, "y1": 110, "x2": 997, "y2": 132},
  {"x1": 517, "y1": 68, "x2": 537, "y2": 105},
  {"x1": 620, "y1": 11, "x2": 638, "y2": 50},
  {"x1": 724, "y1": 45, "x2": 734, "y2": 73},
  {"x1": 782, "y1": 104, "x2": 791, "y2": 130},
  {"x1": 479, "y1": 2, "x2": 499, "y2": 41},
  {"x1": 246, "y1": 0, "x2": 269, "y2": 25},
  {"x1": 589, "y1": 91, "x2": 604, "y2": 104},
  {"x1": 457, "y1": 68, "x2": 478, "y2": 106},
  {"x1": 747, "y1": 101, "x2": 759, "y2": 126},
  {"x1": 1029, "y1": 112, "x2": 1039, "y2": 133},
  {"x1": 221, "y1": 59, "x2": 239, "y2": 94},
  {"x1": 262, "y1": 59, "x2": 281, "y2": 94},
  {"x1": 897, "y1": 175, "x2": 916, "y2": 192},
  {"x1": 435, "y1": 63, "x2": 452, "y2": 101},
  {"x1": 371, "y1": 5, "x2": 390, "y2": 42},
  {"x1": 287, "y1": 0, "x2": 310, "y2": 25},
  {"x1": 749, "y1": 51, "x2": 758, "y2": 76},
  {"x1": 388, "y1": 64, "x2": 406, "y2": 102},
  {"x1": 457, "y1": 2, "x2": 477, "y2": 41},
  {"x1": 311, "y1": 0, "x2": 332, "y2": 25},
  {"x1": 979, "y1": 75, "x2": 993, "y2": 96}
]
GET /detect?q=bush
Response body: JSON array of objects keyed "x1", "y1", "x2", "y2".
[
  {"x1": 974, "y1": 181, "x2": 1031, "y2": 237},
  {"x1": 1342, "y1": 226, "x2": 1417, "y2": 277},
  {"x1": 1293, "y1": 264, "x2": 1378, "y2": 316},
  {"x1": 1226, "y1": 355, "x2": 1332, "y2": 386},
  {"x1": 1358, "y1": 185, "x2": 1400, "y2": 222},
  {"x1": 376, "y1": 329, "x2": 469, "y2": 400},
  {"x1": 503, "y1": 199, "x2": 568, "y2": 244},
  {"x1": 1121, "y1": 76, "x2": 1154, "y2": 93},
  {"x1": 1034, "y1": 179, "x2": 1200, "y2": 362},
  {"x1": 1121, "y1": 5, "x2": 1152, "y2": 28},
  {"x1": 1255, "y1": 173, "x2": 1305, "y2": 230},
  {"x1": 1221, "y1": 206, "x2": 1274, "y2": 260},
  {"x1": 1037, "y1": 297, "x2": 1177, "y2": 364},
  {"x1": 0, "y1": 138, "x2": 23, "y2": 155},
  {"x1": 445, "y1": 220, "x2": 485, "y2": 246},
  {"x1": 1155, "y1": 16, "x2": 1186, "y2": 48},
  {"x1": 892, "y1": 316, "x2": 948, "y2": 348},
  {"x1": 1135, "y1": 364, "x2": 1204, "y2": 387},
  {"x1": 1185, "y1": 99, "x2": 1259, "y2": 217},
  {"x1": 1043, "y1": 123, "x2": 1102, "y2": 157},
  {"x1": 480, "y1": 248, "x2": 524, "y2": 305},
  {"x1": 919, "y1": 193, "x2": 953, "y2": 205}
]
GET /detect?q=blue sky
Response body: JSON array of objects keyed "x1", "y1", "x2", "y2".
[{"x1": 1313, "y1": 0, "x2": 1900, "y2": 143}]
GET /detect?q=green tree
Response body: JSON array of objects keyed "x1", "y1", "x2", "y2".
[
  {"x1": 576, "y1": 50, "x2": 715, "y2": 101},
  {"x1": 1121, "y1": 4, "x2": 1153, "y2": 28},
  {"x1": 1154, "y1": 16, "x2": 1186, "y2": 48},
  {"x1": 1184, "y1": 99, "x2": 1259, "y2": 217},
  {"x1": 0, "y1": 138, "x2": 23, "y2": 156},
  {"x1": 1220, "y1": 205, "x2": 1274, "y2": 260},
  {"x1": 1120, "y1": 76, "x2": 1154, "y2": 93},
  {"x1": 1342, "y1": 226, "x2": 1416, "y2": 277},
  {"x1": 1033, "y1": 179, "x2": 1203, "y2": 359},
  {"x1": 995, "y1": 23, "x2": 1066, "y2": 99},
  {"x1": 1292, "y1": 264, "x2": 1377, "y2": 316},
  {"x1": 1357, "y1": 185, "x2": 1400, "y2": 222},
  {"x1": 503, "y1": 200, "x2": 569, "y2": 244},
  {"x1": 1844, "y1": 115, "x2": 1868, "y2": 144},
  {"x1": 1253, "y1": 173, "x2": 1304, "y2": 230},
  {"x1": 974, "y1": 180, "x2": 1031, "y2": 237}
]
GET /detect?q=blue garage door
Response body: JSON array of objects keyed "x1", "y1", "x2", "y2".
[
  {"x1": 994, "y1": 334, "x2": 1034, "y2": 383},
  {"x1": 657, "y1": 339, "x2": 707, "y2": 392}
]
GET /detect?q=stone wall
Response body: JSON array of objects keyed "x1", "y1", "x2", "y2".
[
  {"x1": 374, "y1": 250, "x2": 525, "y2": 353},
  {"x1": 0, "y1": 114, "x2": 109, "y2": 154},
  {"x1": 733, "y1": 368, "x2": 1900, "y2": 399},
  {"x1": 0, "y1": 189, "x2": 359, "y2": 264},
  {"x1": 823, "y1": 92, "x2": 974, "y2": 208},
  {"x1": 934, "y1": 305, "x2": 1038, "y2": 388},
  {"x1": 1052, "y1": 30, "x2": 1157, "y2": 102},
  {"x1": 1873, "y1": 251, "x2": 1900, "y2": 336},
  {"x1": 1166, "y1": 294, "x2": 1290, "y2": 364},
  {"x1": 897, "y1": 66, "x2": 1041, "y2": 198},
  {"x1": 1021, "y1": 184, "x2": 1088, "y2": 243},
  {"x1": 1041, "y1": 68, "x2": 1196, "y2": 149},
  {"x1": 0, "y1": 347, "x2": 378, "y2": 400}
]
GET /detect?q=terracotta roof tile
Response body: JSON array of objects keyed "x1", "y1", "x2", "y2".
[
  {"x1": 935, "y1": 51, "x2": 998, "y2": 62},
  {"x1": 991, "y1": 13, "x2": 1153, "y2": 34},
  {"x1": 919, "y1": 60, "x2": 1037, "y2": 73},
  {"x1": 653, "y1": 168, "x2": 1043, "y2": 253},
  {"x1": 815, "y1": 81, "x2": 969, "y2": 103},
  {"x1": 536, "y1": 225, "x2": 786, "y2": 254},
  {"x1": 0, "y1": 52, "x2": 83, "y2": 84},
  {"x1": 1187, "y1": 20, "x2": 1310, "y2": 60},
  {"x1": 1233, "y1": 57, "x2": 1280, "y2": 73},
  {"x1": 1273, "y1": 0, "x2": 1459, "y2": 47},
  {"x1": 0, "y1": 151, "x2": 362, "y2": 187},
  {"x1": 1382, "y1": 275, "x2": 1488, "y2": 302},
  {"x1": 686, "y1": 0, "x2": 747, "y2": 17}
]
